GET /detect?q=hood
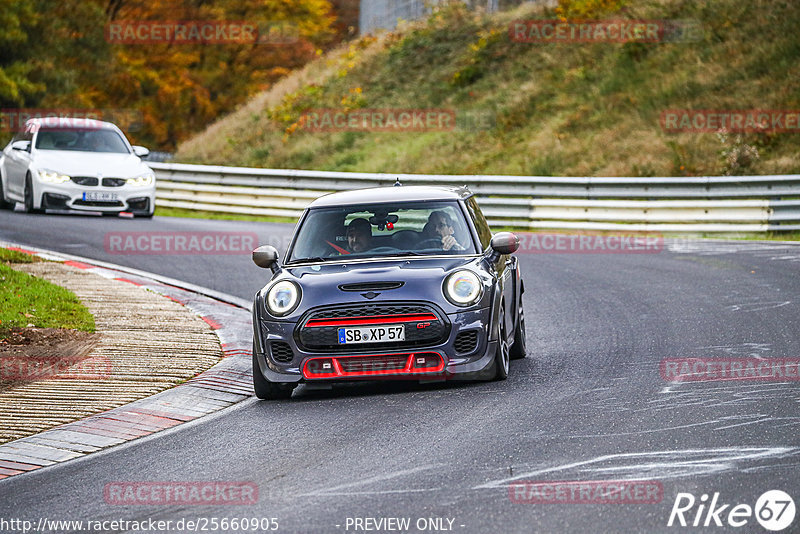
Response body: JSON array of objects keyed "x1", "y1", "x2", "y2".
[
  {"x1": 258, "y1": 256, "x2": 490, "y2": 320},
  {"x1": 32, "y1": 150, "x2": 151, "y2": 178}
]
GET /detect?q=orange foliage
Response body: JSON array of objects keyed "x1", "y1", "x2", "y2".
[{"x1": 6, "y1": 0, "x2": 340, "y2": 149}]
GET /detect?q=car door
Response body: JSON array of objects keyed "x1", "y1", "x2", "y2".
[
  {"x1": 465, "y1": 196, "x2": 516, "y2": 341},
  {"x1": 499, "y1": 253, "x2": 515, "y2": 340},
  {"x1": 3, "y1": 128, "x2": 34, "y2": 197}
]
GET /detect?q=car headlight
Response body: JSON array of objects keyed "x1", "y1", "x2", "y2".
[
  {"x1": 265, "y1": 280, "x2": 301, "y2": 316},
  {"x1": 444, "y1": 270, "x2": 483, "y2": 306},
  {"x1": 38, "y1": 169, "x2": 71, "y2": 184},
  {"x1": 127, "y1": 173, "x2": 154, "y2": 186}
]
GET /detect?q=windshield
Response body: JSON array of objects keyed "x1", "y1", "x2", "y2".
[
  {"x1": 34, "y1": 128, "x2": 130, "y2": 153},
  {"x1": 288, "y1": 201, "x2": 477, "y2": 262}
]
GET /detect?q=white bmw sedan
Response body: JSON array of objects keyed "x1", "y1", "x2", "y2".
[{"x1": 0, "y1": 117, "x2": 156, "y2": 217}]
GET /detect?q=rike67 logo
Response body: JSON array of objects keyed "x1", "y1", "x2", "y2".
[{"x1": 668, "y1": 490, "x2": 795, "y2": 531}]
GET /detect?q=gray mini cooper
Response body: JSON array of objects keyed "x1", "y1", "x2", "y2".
[{"x1": 251, "y1": 185, "x2": 525, "y2": 399}]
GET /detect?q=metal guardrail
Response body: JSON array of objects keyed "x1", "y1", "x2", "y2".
[
  {"x1": 359, "y1": 0, "x2": 513, "y2": 35},
  {"x1": 149, "y1": 162, "x2": 800, "y2": 232}
]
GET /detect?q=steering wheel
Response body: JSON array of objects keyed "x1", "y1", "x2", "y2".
[
  {"x1": 367, "y1": 246, "x2": 402, "y2": 254},
  {"x1": 416, "y1": 238, "x2": 443, "y2": 250}
]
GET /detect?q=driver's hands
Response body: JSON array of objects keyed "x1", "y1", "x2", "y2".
[{"x1": 441, "y1": 235, "x2": 459, "y2": 250}]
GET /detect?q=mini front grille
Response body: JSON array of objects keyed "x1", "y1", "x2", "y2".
[
  {"x1": 297, "y1": 303, "x2": 449, "y2": 352},
  {"x1": 339, "y1": 355, "x2": 408, "y2": 373},
  {"x1": 71, "y1": 176, "x2": 98, "y2": 186},
  {"x1": 270, "y1": 341, "x2": 294, "y2": 363},
  {"x1": 308, "y1": 304, "x2": 431, "y2": 319},
  {"x1": 454, "y1": 330, "x2": 479, "y2": 354},
  {"x1": 303, "y1": 352, "x2": 445, "y2": 379},
  {"x1": 102, "y1": 177, "x2": 127, "y2": 187}
]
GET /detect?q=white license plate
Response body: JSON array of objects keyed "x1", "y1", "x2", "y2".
[
  {"x1": 338, "y1": 325, "x2": 405, "y2": 344},
  {"x1": 83, "y1": 191, "x2": 119, "y2": 202}
]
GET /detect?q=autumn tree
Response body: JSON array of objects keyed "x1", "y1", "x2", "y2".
[{"x1": 2, "y1": 0, "x2": 341, "y2": 148}]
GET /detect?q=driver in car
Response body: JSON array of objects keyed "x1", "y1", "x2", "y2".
[
  {"x1": 85, "y1": 132, "x2": 108, "y2": 152},
  {"x1": 346, "y1": 218, "x2": 374, "y2": 253},
  {"x1": 425, "y1": 211, "x2": 465, "y2": 251}
]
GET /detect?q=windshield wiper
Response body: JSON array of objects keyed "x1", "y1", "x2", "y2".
[
  {"x1": 288, "y1": 257, "x2": 330, "y2": 264},
  {"x1": 290, "y1": 252, "x2": 428, "y2": 263},
  {"x1": 385, "y1": 251, "x2": 425, "y2": 257}
]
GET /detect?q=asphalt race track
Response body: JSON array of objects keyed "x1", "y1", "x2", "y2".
[{"x1": 1, "y1": 210, "x2": 799, "y2": 533}]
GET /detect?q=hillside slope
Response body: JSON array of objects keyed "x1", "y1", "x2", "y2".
[{"x1": 176, "y1": 0, "x2": 800, "y2": 177}]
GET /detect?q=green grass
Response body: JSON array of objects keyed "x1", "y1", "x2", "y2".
[
  {"x1": 492, "y1": 226, "x2": 800, "y2": 242},
  {"x1": 0, "y1": 250, "x2": 95, "y2": 337},
  {"x1": 0, "y1": 248, "x2": 38, "y2": 264},
  {"x1": 154, "y1": 206, "x2": 298, "y2": 224},
  {"x1": 176, "y1": 0, "x2": 800, "y2": 177},
  {"x1": 700, "y1": 231, "x2": 800, "y2": 242}
]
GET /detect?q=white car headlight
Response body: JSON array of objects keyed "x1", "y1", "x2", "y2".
[
  {"x1": 444, "y1": 270, "x2": 483, "y2": 306},
  {"x1": 127, "y1": 173, "x2": 154, "y2": 186},
  {"x1": 266, "y1": 280, "x2": 301, "y2": 316},
  {"x1": 38, "y1": 169, "x2": 71, "y2": 184}
]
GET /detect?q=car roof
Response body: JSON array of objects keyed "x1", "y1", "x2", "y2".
[
  {"x1": 26, "y1": 117, "x2": 119, "y2": 130},
  {"x1": 308, "y1": 185, "x2": 473, "y2": 208}
]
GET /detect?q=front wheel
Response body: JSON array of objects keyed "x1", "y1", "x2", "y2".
[
  {"x1": 252, "y1": 347, "x2": 295, "y2": 400},
  {"x1": 23, "y1": 176, "x2": 41, "y2": 214},
  {"x1": 492, "y1": 308, "x2": 510, "y2": 380},
  {"x1": 510, "y1": 303, "x2": 526, "y2": 360}
]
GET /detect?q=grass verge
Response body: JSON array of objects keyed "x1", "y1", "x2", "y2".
[
  {"x1": 0, "y1": 248, "x2": 95, "y2": 337},
  {"x1": 154, "y1": 206, "x2": 298, "y2": 224},
  {"x1": 0, "y1": 248, "x2": 39, "y2": 263},
  {"x1": 176, "y1": 0, "x2": 800, "y2": 177},
  {"x1": 714, "y1": 231, "x2": 800, "y2": 242}
]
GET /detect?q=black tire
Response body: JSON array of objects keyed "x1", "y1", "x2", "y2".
[
  {"x1": 252, "y1": 348, "x2": 295, "y2": 400},
  {"x1": 493, "y1": 307, "x2": 510, "y2": 381},
  {"x1": 0, "y1": 171, "x2": 12, "y2": 209},
  {"x1": 510, "y1": 302, "x2": 526, "y2": 360},
  {"x1": 23, "y1": 175, "x2": 41, "y2": 214}
]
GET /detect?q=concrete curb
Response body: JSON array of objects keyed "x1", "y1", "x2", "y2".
[{"x1": 0, "y1": 241, "x2": 254, "y2": 481}]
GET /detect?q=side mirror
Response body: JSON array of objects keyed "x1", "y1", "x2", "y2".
[
  {"x1": 11, "y1": 140, "x2": 30, "y2": 152},
  {"x1": 488, "y1": 232, "x2": 519, "y2": 262},
  {"x1": 253, "y1": 245, "x2": 280, "y2": 273},
  {"x1": 132, "y1": 145, "x2": 150, "y2": 158}
]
